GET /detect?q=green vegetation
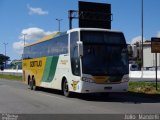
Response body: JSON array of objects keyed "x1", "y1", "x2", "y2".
[
  {"x1": 0, "y1": 74, "x2": 22, "y2": 81},
  {"x1": 136, "y1": 59, "x2": 142, "y2": 68},
  {"x1": 0, "y1": 54, "x2": 10, "y2": 66},
  {"x1": 129, "y1": 81, "x2": 160, "y2": 94}
]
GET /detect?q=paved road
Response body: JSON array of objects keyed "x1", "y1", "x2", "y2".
[{"x1": 0, "y1": 79, "x2": 160, "y2": 114}]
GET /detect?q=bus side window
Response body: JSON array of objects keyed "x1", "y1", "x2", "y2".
[{"x1": 70, "y1": 32, "x2": 80, "y2": 76}]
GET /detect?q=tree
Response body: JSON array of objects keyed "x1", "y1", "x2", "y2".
[
  {"x1": 136, "y1": 59, "x2": 142, "y2": 69},
  {"x1": 0, "y1": 54, "x2": 10, "y2": 66}
]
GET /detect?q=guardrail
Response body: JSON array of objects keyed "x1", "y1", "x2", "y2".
[
  {"x1": 0, "y1": 69, "x2": 160, "y2": 81},
  {"x1": 129, "y1": 70, "x2": 160, "y2": 82},
  {"x1": 0, "y1": 69, "x2": 22, "y2": 76}
]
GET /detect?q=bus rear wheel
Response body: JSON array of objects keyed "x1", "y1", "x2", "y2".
[
  {"x1": 29, "y1": 77, "x2": 36, "y2": 90},
  {"x1": 62, "y1": 79, "x2": 71, "y2": 97}
]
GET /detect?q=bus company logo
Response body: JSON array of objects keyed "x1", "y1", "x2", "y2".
[
  {"x1": 71, "y1": 80, "x2": 79, "y2": 91},
  {"x1": 2, "y1": 113, "x2": 18, "y2": 120},
  {"x1": 30, "y1": 60, "x2": 42, "y2": 67},
  {"x1": 60, "y1": 60, "x2": 68, "y2": 65}
]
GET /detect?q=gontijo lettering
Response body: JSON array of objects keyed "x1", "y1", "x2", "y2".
[{"x1": 30, "y1": 60, "x2": 42, "y2": 67}]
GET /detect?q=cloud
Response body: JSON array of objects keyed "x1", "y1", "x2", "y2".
[
  {"x1": 27, "y1": 4, "x2": 48, "y2": 15},
  {"x1": 19, "y1": 27, "x2": 53, "y2": 41},
  {"x1": 12, "y1": 41, "x2": 25, "y2": 54},
  {"x1": 13, "y1": 27, "x2": 54, "y2": 54},
  {"x1": 157, "y1": 32, "x2": 160, "y2": 37},
  {"x1": 131, "y1": 36, "x2": 146, "y2": 44}
]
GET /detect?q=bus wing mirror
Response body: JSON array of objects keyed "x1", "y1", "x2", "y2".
[{"x1": 77, "y1": 41, "x2": 83, "y2": 57}]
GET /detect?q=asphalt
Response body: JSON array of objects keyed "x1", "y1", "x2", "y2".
[{"x1": 0, "y1": 78, "x2": 160, "y2": 114}]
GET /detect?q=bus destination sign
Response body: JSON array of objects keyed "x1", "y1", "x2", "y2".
[{"x1": 151, "y1": 37, "x2": 160, "y2": 53}]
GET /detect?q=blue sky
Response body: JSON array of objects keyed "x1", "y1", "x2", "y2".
[{"x1": 0, "y1": 0, "x2": 160, "y2": 60}]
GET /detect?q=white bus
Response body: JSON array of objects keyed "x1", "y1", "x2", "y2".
[{"x1": 22, "y1": 28, "x2": 129, "y2": 97}]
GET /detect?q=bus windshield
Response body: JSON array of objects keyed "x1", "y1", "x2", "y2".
[{"x1": 81, "y1": 31, "x2": 129, "y2": 76}]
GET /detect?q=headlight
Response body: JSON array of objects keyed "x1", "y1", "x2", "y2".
[
  {"x1": 82, "y1": 77, "x2": 95, "y2": 83},
  {"x1": 121, "y1": 75, "x2": 129, "y2": 82}
]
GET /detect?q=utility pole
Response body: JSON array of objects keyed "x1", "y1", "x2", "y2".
[
  {"x1": 23, "y1": 33, "x2": 27, "y2": 47},
  {"x1": 22, "y1": 34, "x2": 27, "y2": 59},
  {"x1": 3, "y1": 42, "x2": 8, "y2": 68},
  {"x1": 141, "y1": 0, "x2": 144, "y2": 69},
  {"x1": 56, "y1": 19, "x2": 63, "y2": 32}
]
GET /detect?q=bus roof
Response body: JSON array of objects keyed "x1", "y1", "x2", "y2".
[
  {"x1": 25, "y1": 28, "x2": 123, "y2": 47},
  {"x1": 67, "y1": 28, "x2": 123, "y2": 34},
  {"x1": 25, "y1": 32, "x2": 61, "y2": 47}
]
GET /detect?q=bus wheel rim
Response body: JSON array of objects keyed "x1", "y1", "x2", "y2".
[{"x1": 64, "y1": 80, "x2": 68, "y2": 94}]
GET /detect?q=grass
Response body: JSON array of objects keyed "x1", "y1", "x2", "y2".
[
  {"x1": 129, "y1": 81, "x2": 160, "y2": 94},
  {"x1": 0, "y1": 74, "x2": 22, "y2": 81}
]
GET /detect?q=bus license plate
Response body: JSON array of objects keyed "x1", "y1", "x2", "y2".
[{"x1": 104, "y1": 87, "x2": 112, "y2": 90}]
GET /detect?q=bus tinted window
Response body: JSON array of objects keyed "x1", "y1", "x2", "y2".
[
  {"x1": 81, "y1": 31, "x2": 128, "y2": 76},
  {"x1": 81, "y1": 31, "x2": 126, "y2": 44},
  {"x1": 23, "y1": 34, "x2": 68, "y2": 59},
  {"x1": 70, "y1": 32, "x2": 81, "y2": 76}
]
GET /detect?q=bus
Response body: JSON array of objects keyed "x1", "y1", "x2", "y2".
[{"x1": 22, "y1": 28, "x2": 129, "y2": 97}]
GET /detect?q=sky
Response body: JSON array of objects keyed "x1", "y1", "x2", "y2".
[{"x1": 0, "y1": 0, "x2": 160, "y2": 61}]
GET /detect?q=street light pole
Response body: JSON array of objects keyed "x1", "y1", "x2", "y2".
[
  {"x1": 3, "y1": 43, "x2": 8, "y2": 56},
  {"x1": 56, "y1": 19, "x2": 63, "y2": 32},
  {"x1": 141, "y1": 0, "x2": 144, "y2": 69},
  {"x1": 23, "y1": 33, "x2": 27, "y2": 47},
  {"x1": 3, "y1": 42, "x2": 8, "y2": 68}
]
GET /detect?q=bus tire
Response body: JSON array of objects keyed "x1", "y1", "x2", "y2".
[
  {"x1": 29, "y1": 76, "x2": 36, "y2": 90},
  {"x1": 62, "y1": 79, "x2": 71, "y2": 97},
  {"x1": 28, "y1": 76, "x2": 31, "y2": 85},
  {"x1": 29, "y1": 79, "x2": 33, "y2": 90}
]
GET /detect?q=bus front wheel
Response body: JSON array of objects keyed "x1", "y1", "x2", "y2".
[{"x1": 62, "y1": 79, "x2": 71, "y2": 97}]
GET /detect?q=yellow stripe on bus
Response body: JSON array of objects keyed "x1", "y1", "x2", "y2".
[{"x1": 22, "y1": 57, "x2": 47, "y2": 86}]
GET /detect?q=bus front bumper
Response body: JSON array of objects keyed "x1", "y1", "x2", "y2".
[{"x1": 79, "y1": 81, "x2": 128, "y2": 93}]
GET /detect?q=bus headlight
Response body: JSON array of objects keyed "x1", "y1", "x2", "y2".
[
  {"x1": 121, "y1": 75, "x2": 129, "y2": 83},
  {"x1": 82, "y1": 77, "x2": 95, "y2": 83}
]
